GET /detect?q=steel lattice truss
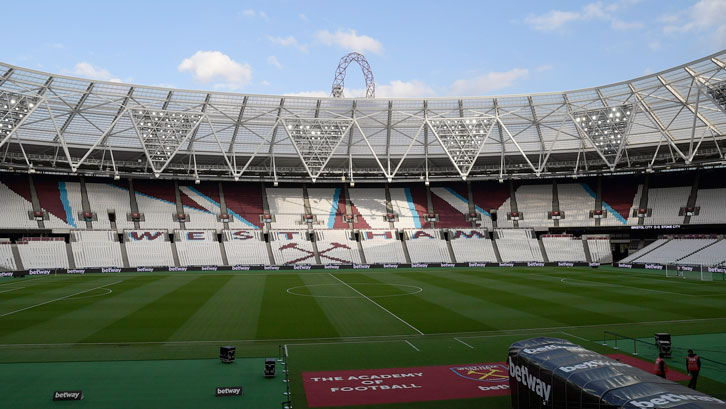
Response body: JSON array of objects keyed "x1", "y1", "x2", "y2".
[{"x1": 0, "y1": 50, "x2": 725, "y2": 183}]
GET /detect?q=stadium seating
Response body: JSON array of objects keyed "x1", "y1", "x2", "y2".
[
  {"x1": 314, "y1": 230, "x2": 362, "y2": 264},
  {"x1": 34, "y1": 177, "x2": 82, "y2": 229},
  {"x1": 678, "y1": 240, "x2": 726, "y2": 266},
  {"x1": 178, "y1": 184, "x2": 225, "y2": 231},
  {"x1": 472, "y1": 181, "x2": 510, "y2": 229},
  {"x1": 174, "y1": 230, "x2": 223, "y2": 266},
  {"x1": 17, "y1": 237, "x2": 69, "y2": 269},
  {"x1": 512, "y1": 184, "x2": 553, "y2": 228},
  {"x1": 70, "y1": 230, "x2": 123, "y2": 268},
  {"x1": 223, "y1": 230, "x2": 270, "y2": 265},
  {"x1": 646, "y1": 187, "x2": 690, "y2": 225},
  {"x1": 267, "y1": 188, "x2": 306, "y2": 229},
  {"x1": 541, "y1": 235, "x2": 587, "y2": 262},
  {"x1": 495, "y1": 229, "x2": 544, "y2": 262},
  {"x1": 557, "y1": 183, "x2": 595, "y2": 227},
  {"x1": 0, "y1": 241, "x2": 17, "y2": 270},
  {"x1": 429, "y1": 186, "x2": 470, "y2": 228},
  {"x1": 0, "y1": 178, "x2": 38, "y2": 229},
  {"x1": 691, "y1": 188, "x2": 726, "y2": 225},
  {"x1": 390, "y1": 187, "x2": 429, "y2": 229},
  {"x1": 600, "y1": 175, "x2": 640, "y2": 226},
  {"x1": 85, "y1": 180, "x2": 135, "y2": 231},
  {"x1": 270, "y1": 230, "x2": 316, "y2": 265},
  {"x1": 124, "y1": 230, "x2": 175, "y2": 267},
  {"x1": 307, "y1": 187, "x2": 341, "y2": 228},
  {"x1": 359, "y1": 230, "x2": 407, "y2": 263},
  {"x1": 348, "y1": 188, "x2": 390, "y2": 229},
  {"x1": 404, "y1": 229, "x2": 451, "y2": 263},
  {"x1": 586, "y1": 237, "x2": 613, "y2": 263},
  {"x1": 222, "y1": 182, "x2": 264, "y2": 228},
  {"x1": 626, "y1": 184, "x2": 645, "y2": 225},
  {"x1": 449, "y1": 229, "x2": 498, "y2": 262},
  {"x1": 624, "y1": 238, "x2": 717, "y2": 264},
  {"x1": 133, "y1": 181, "x2": 182, "y2": 231}
]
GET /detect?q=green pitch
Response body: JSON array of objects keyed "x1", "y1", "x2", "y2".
[{"x1": 1, "y1": 267, "x2": 725, "y2": 408}]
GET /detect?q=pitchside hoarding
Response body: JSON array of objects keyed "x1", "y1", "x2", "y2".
[{"x1": 508, "y1": 337, "x2": 725, "y2": 408}]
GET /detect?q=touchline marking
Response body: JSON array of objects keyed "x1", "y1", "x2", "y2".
[
  {"x1": 454, "y1": 337, "x2": 474, "y2": 349},
  {"x1": 560, "y1": 331, "x2": 590, "y2": 342},
  {"x1": 404, "y1": 340, "x2": 420, "y2": 351},
  {"x1": 0, "y1": 280, "x2": 124, "y2": 317},
  {"x1": 0, "y1": 287, "x2": 24, "y2": 294},
  {"x1": 328, "y1": 273, "x2": 424, "y2": 336}
]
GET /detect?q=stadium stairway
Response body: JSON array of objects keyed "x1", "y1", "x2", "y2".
[
  {"x1": 582, "y1": 240, "x2": 593, "y2": 263},
  {"x1": 509, "y1": 180, "x2": 519, "y2": 228},
  {"x1": 170, "y1": 241, "x2": 181, "y2": 267},
  {"x1": 65, "y1": 242, "x2": 76, "y2": 268},
  {"x1": 684, "y1": 172, "x2": 700, "y2": 225},
  {"x1": 538, "y1": 238, "x2": 550, "y2": 262},
  {"x1": 219, "y1": 240, "x2": 230, "y2": 266},
  {"x1": 638, "y1": 174, "x2": 650, "y2": 226},
  {"x1": 27, "y1": 174, "x2": 44, "y2": 229},
  {"x1": 445, "y1": 231, "x2": 457, "y2": 262},
  {"x1": 552, "y1": 181, "x2": 560, "y2": 228},
  {"x1": 127, "y1": 179, "x2": 141, "y2": 229},
  {"x1": 11, "y1": 243, "x2": 24, "y2": 270},
  {"x1": 400, "y1": 232, "x2": 413, "y2": 264},
  {"x1": 355, "y1": 234, "x2": 367, "y2": 264},
  {"x1": 119, "y1": 241, "x2": 130, "y2": 268},
  {"x1": 490, "y1": 236, "x2": 503, "y2": 263},
  {"x1": 79, "y1": 176, "x2": 92, "y2": 229}
]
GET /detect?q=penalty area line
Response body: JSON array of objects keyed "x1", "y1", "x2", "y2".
[
  {"x1": 454, "y1": 337, "x2": 475, "y2": 349},
  {"x1": 0, "y1": 280, "x2": 124, "y2": 317},
  {"x1": 404, "y1": 340, "x2": 420, "y2": 351},
  {"x1": 327, "y1": 273, "x2": 424, "y2": 336}
]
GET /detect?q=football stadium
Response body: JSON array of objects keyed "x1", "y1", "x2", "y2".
[{"x1": 2, "y1": 5, "x2": 726, "y2": 407}]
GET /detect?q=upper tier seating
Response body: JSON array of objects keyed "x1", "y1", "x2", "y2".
[
  {"x1": 175, "y1": 230, "x2": 223, "y2": 266},
  {"x1": 17, "y1": 237, "x2": 69, "y2": 269},
  {"x1": 626, "y1": 185, "x2": 645, "y2": 225},
  {"x1": 71, "y1": 230, "x2": 123, "y2": 268},
  {"x1": 360, "y1": 230, "x2": 407, "y2": 263},
  {"x1": 223, "y1": 230, "x2": 270, "y2": 265},
  {"x1": 586, "y1": 237, "x2": 613, "y2": 263},
  {"x1": 430, "y1": 186, "x2": 471, "y2": 228},
  {"x1": 557, "y1": 183, "x2": 595, "y2": 227},
  {"x1": 270, "y1": 230, "x2": 316, "y2": 265},
  {"x1": 0, "y1": 178, "x2": 38, "y2": 229},
  {"x1": 541, "y1": 235, "x2": 587, "y2": 262},
  {"x1": 314, "y1": 230, "x2": 362, "y2": 264},
  {"x1": 600, "y1": 176, "x2": 640, "y2": 226},
  {"x1": 267, "y1": 188, "x2": 306, "y2": 229},
  {"x1": 124, "y1": 230, "x2": 175, "y2": 267},
  {"x1": 513, "y1": 184, "x2": 553, "y2": 228},
  {"x1": 0, "y1": 241, "x2": 17, "y2": 270},
  {"x1": 34, "y1": 178, "x2": 83, "y2": 229},
  {"x1": 222, "y1": 182, "x2": 263, "y2": 228},
  {"x1": 404, "y1": 229, "x2": 451, "y2": 263},
  {"x1": 645, "y1": 187, "x2": 690, "y2": 225},
  {"x1": 85, "y1": 180, "x2": 135, "y2": 231},
  {"x1": 691, "y1": 189, "x2": 726, "y2": 225},
  {"x1": 449, "y1": 229, "x2": 498, "y2": 262},
  {"x1": 348, "y1": 188, "x2": 390, "y2": 229},
  {"x1": 472, "y1": 182, "x2": 510, "y2": 229},
  {"x1": 307, "y1": 187, "x2": 341, "y2": 228},
  {"x1": 178, "y1": 184, "x2": 225, "y2": 231},
  {"x1": 133, "y1": 181, "x2": 181, "y2": 231},
  {"x1": 390, "y1": 187, "x2": 429, "y2": 229}
]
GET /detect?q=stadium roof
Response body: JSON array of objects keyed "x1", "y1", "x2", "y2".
[{"x1": 1, "y1": 50, "x2": 725, "y2": 183}]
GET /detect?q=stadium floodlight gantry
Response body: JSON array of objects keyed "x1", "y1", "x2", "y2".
[{"x1": 0, "y1": 50, "x2": 725, "y2": 183}]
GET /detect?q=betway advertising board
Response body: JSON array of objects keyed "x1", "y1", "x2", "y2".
[{"x1": 508, "y1": 337, "x2": 725, "y2": 409}]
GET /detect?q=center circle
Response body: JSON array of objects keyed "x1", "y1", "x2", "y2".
[{"x1": 286, "y1": 283, "x2": 423, "y2": 298}]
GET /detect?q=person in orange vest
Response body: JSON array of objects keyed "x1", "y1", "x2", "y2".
[
  {"x1": 686, "y1": 349, "x2": 701, "y2": 389},
  {"x1": 654, "y1": 353, "x2": 667, "y2": 378}
]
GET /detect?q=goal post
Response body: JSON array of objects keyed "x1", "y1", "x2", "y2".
[{"x1": 665, "y1": 264, "x2": 681, "y2": 278}]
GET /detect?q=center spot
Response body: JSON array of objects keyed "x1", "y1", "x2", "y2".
[{"x1": 286, "y1": 283, "x2": 423, "y2": 298}]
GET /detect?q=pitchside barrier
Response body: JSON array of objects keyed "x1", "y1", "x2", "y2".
[
  {"x1": 0, "y1": 262, "x2": 601, "y2": 278},
  {"x1": 616, "y1": 263, "x2": 726, "y2": 281},
  {"x1": 508, "y1": 337, "x2": 726, "y2": 409}
]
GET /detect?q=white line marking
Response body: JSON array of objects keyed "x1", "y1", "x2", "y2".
[
  {"x1": 0, "y1": 287, "x2": 24, "y2": 294},
  {"x1": 0, "y1": 275, "x2": 54, "y2": 287},
  {"x1": 65, "y1": 288, "x2": 113, "y2": 300},
  {"x1": 560, "y1": 331, "x2": 590, "y2": 342},
  {"x1": 404, "y1": 340, "x2": 420, "y2": 351},
  {"x1": 328, "y1": 273, "x2": 424, "y2": 335},
  {"x1": 454, "y1": 337, "x2": 474, "y2": 349},
  {"x1": 0, "y1": 280, "x2": 123, "y2": 317}
]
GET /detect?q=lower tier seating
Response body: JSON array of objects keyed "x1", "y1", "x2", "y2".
[
  {"x1": 360, "y1": 230, "x2": 407, "y2": 263},
  {"x1": 404, "y1": 229, "x2": 451, "y2": 263},
  {"x1": 449, "y1": 229, "x2": 498, "y2": 262}
]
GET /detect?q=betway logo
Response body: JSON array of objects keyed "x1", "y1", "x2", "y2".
[
  {"x1": 353, "y1": 264, "x2": 370, "y2": 269},
  {"x1": 294, "y1": 265, "x2": 311, "y2": 270},
  {"x1": 629, "y1": 393, "x2": 724, "y2": 408},
  {"x1": 589, "y1": 262, "x2": 600, "y2": 267},
  {"x1": 440, "y1": 263, "x2": 455, "y2": 268},
  {"x1": 468, "y1": 262, "x2": 486, "y2": 267},
  {"x1": 557, "y1": 262, "x2": 574, "y2": 267},
  {"x1": 232, "y1": 265, "x2": 250, "y2": 271},
  {"x1": 215, "y1": 386, "x2": 243, "y2": 397},
  {"x1": 508, "y1": 357, "x2": 551, "y2": 404},
  {"x1": 101, "y1": 267, "x2": 121, "y2": 273},
  {"x1": 0, "y1": 272, "x2": 14, "y2": 277},
  {"x1": 66, "y1": 269, "x2": 85, "y2": 274},
  {"x1": 29, "y1": 269, "x2": 51, "y2": 275},
  {"x1": 618, "y1": 263, "x2": 633, "y2": 268},
  {"x1": 521, "y1": 344, "x2": 586, "y2": 355},
  {"x1": 527, "y1": 262, "x2": 545, "y2": 267},
  {"x1": 53, "y1": 391, "x2": 83, "y2": 401},
  {"x1": 264, "y1": 265, "x2": 280, "y2": 270},
  {"x1": 201, "y1": 266, "x2": 218, "y2": 271},
  {"x1": 411, "y1": 263, "x2": 428, "y2": 268},
  {"x1": 383, "y1": 264, "x2": 399, "y2": 269},
  {"x1": 324, "y1": 264, "x2": 340, "y2": 270},
  {"x1": 136, "y1": 267, "x2": 154, "y2": 272},
  {"x1": 499, "y1": 263, "x2": 514, "y2": 267},
  {"x1": 678, "y1": 266, "x2": 694, "y2": 272},
  {"x1": 645, "y1": 264, "x2": 663, "y2": 270},
  {"x1": 169, "y1": 266, "x2": 188, "y2": 272},
  {"x1": 558, "y1": 359, "x2": 631, "y2": 373},
  {"x1": 708, "y1": 267, "x2": 726, "y2": 273}
]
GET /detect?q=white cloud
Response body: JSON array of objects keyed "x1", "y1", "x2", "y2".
[
  {"x1": 71, "y1": 62, "x2": 122, "y2": 82},
  {"x1": 284, "y1": 90, "x2": 329, "y2": 98},
  {"x1": 299, "y1": 13, "x2": 308, "y2": 22},
  {"x1": 536, "y1": 64, "x2": 554, "y2": 73},
  {"x1": 267, "y1": 56, "x2": 282, "y2": 69},
  {"x1": 524, "y1": 1, "x2": 642, "y2": 31},
  {"x1": 240, "y1": 9, "x2": 268, "y2": 20},
  {"x1": 178, "y1": 51, "x2": 252, "y2": 90},
  {"x1": 346, "y1": 80, "x2": 436, "y2": 98},
  {"x1": 267, "y1": 35, "x2": 309, "y2": 52},
  {"x1": 315, "y1": 29, "x2": 383, "y2": 55},
  {"x1": 450, "y1": 68, "x2": 529, "y2": 96},
  {"x1": 661, "y1": 0, "x2": 726, "y2": 46}
]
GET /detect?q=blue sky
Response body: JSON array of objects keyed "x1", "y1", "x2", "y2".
[{"x1": 4, "y1": 0, "x2": 726, "y2": 97}]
